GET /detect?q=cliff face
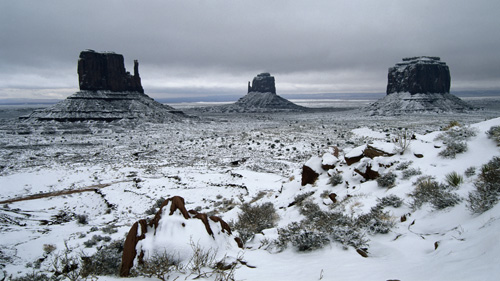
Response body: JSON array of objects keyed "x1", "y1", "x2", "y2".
[
  {"x1": 77, "y1": 50, "x2": 144, "y2": 93},
  {"x1": 386, "y1": 56, "x2": 450, "y2": 95}
]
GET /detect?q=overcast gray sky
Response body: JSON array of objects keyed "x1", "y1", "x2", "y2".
[{"x1": 1, "y1": 0, "x2": 499, "y2": 101}]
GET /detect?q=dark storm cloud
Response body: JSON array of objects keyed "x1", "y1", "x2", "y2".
[{"x1": 1, "y1": 0, "x2": 500, "y2": 100}]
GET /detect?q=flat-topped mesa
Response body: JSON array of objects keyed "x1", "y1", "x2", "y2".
[
  {"x1": 386, "y1": 56, "x2": 450, "y2": 95},
  {"x1": 77, "y1": 50, "x2": 144, "y2": 93},
  {"x1": 248, "y1": 72, "x2": 276, "y2": 94}
]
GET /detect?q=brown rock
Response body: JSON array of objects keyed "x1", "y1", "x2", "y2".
[
  {"x1": 414, "y1": 153, "x2": 424, "y2": 158},
  {"x1": 354, "y1": 164, "x2": 380, "y2": 180},
  {"x1": 328, "y1": 193, "x2": 338, "y2": 204},
  {"x1": 301, "y1": 165, "x2": 319, "y2": 186},
  {"x1": 119, "y1": 196, "x2": 238, "y2": 277}
]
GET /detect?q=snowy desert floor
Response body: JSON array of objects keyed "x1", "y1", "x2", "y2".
[{"x1": 1, "y1": 98, "x2": 500, "y2": 280}]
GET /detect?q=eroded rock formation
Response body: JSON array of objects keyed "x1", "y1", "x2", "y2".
[
  {"x1": 23, "y1": 50, "x2": 183, "y2": 122},
  {"x1": 386, "y1": 56, "x2": 450, "y2": 95},
  {"x1": 78, "y1": 50, "x2": 144, "y2": 93},
  {"x1": 120, "y1": 196, "x2": 241, "y2": 277},
  {"x1": 367, "y1": 56, "x2": 474, "y2": 115},
  {"x1": 248, "y1": 73, "x2": 276, "y2": 94}
]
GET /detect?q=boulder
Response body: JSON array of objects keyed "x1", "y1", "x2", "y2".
[
  {"x1": 301, "y1": 156, "x2": 323, "y2": 186},
  {"x1": 78, "y1": 50, "x2": 144, "y2": 93},
  {"x1": 248, "y1": 72, "x2": 276, "y2": 94},
  {"x1": 120, "y1": 196, "x2": 241, "y2": 277},
  {"x1": 386, "y1": 56, "x2": 450, "y2": 95}
]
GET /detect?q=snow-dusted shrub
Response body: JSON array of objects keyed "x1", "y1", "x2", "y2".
[
  {"x1": 465, "y1": 166, "x2": 476, "y2": 178},
  {"x1": 233, "y1": 202, "x2": 278, "y2": 242},
  {"x1": 438, "y1": 141, "x2": 468, "y2": 159},
  {"x1": 401, "y1": 168, "x2": 422, "y2": 180},
  {"x1": 9, "y1": 272, "x2": 51, "y2": 281},
  {"x1": 436, "y1": 125, "x2": 478, "y2": 142},
  {"x1": 357, "y1": 210, "x2": 394, "y2": 235},
  {"x1": 468, "y1": 157, "x2": 500, "y2": 214},
  {"x1": 377, "y1": 172, "x2": 397, "y2": 188},
  {"x1": 276, "y1": 222, "x2": 330, "y2": 252},
  {"x1": 394, "y1": 129, "x2": 413, "y2": 154},
  {"x1": 101, "y1": 224, "x2": 118, "y2": 234},
  {"x1": 328, "y1": 171, "x2": 343, "y2": 186},
  {"x1": 377, "y1": 195, "x2": 403, "y2": 208},
  {"x1": 80, "y1": 239, "x2": 124, "y2": 277},
  {"x1": 75, "y1": 214, "x2": 88, "y2": 225},
  {"x1": 445, "y1": 171, "x2": 464, "y2": 188},
  {"x1": 145, "y1": 197, "x2": 166, "y2": 215},
  {"x1": 409, "y1": 176, "x2": 461, "y2": 210},
  {"x1": 486, "y1": 126, "x2": 500, "y2": 145},
  {"x1": 292, "y1": 191, "x2": 315, "y2": 207},
  {"x1": 83, "y1": 235, "x2": 111, "y2": 248},
  {"x1": 133, "y1": 251, "x2": 183, "y2": 281},
  {"x1": 396, "y1": 161, "x2": 413, "y2": 171},
  {"x1": 276, "y1": 201, "x2": 368, "y2": 252}
]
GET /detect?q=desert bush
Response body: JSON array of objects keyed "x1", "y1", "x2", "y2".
[
  {"x1": 402, "y1": 168, "x2": 422, "y2": 180},
  {"x1": 101, "y1": 224, "x2": 118, "y2": 234},
  {"x1": 445, "y1": 171, "x2": 464, "y2": 188},
  {"x1": 328, "y1": 172, "x2": 343, "y2": 186},
  {"x1": 394, "y1": 129, "x2": 413, "y2": 154},
  {"x1": 275, "y1": 201, "x2": 369, "y2": 252},
  {"x1": 80, "y1": 239, "x2": 124, "y2": 277},
  {"x1": 233, "y1": 202, "x2": 278, "y2": 243},
  {"x1": 145, "y1": 197, "x2": 166, "y2": 215},
  {"x1": 186, "y1": 240, "x2": 217, "y2": 276},
  {"x1": 396, "y1": 161, "x2": 413, "y2": 171},
  {"x1": 43, "y1": 244, "x2": 57, "y2": 254},
  {"x1": 134, "y1": 252, "x2": 183, "y2": 281},
  {"x1": 9, "y1": 271, "x2": 51, "y2": 281},
  {"x1": 75, "y1": 214, "x2": 88, "y2": 225},
  {"x1": 83, "y1": 235, "x2": 111, "y2": 248},
  {"x1": 377, "y1": 195, "x2": 403, "y2": 208},
  {"x1": 465, "y1": 166, "x2": 476, "y2": 177},
  {"x1": 436, "y1": 125, "x2": 478, "y2": 142},
  {"x1": 377, "y1": 172, "x2": 397, "y2": 188},
  {"x1": 409, "y1": 176, "x2": 461, "y2": 210},
  {"x1": 486, "y1": 126, "x2": 500, "y2": 145},
  {"x1": 438, "y1": 142, "x2": 468, "y2": 159},
  {"x1": 468, "y1": 157, "x2": 500, "y2": 214}
]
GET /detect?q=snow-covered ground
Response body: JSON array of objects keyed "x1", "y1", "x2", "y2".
[{"x1": 1, "y1": 99, "x2": 500, "y2": 280}]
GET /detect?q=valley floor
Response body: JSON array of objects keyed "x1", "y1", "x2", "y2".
[{"x1": 1, "y1": 99, "x2": 500, "y2": 280}]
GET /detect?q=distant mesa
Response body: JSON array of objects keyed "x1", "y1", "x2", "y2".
[
  {"x1": 23, "y1": 50, "x2": 182, "y2": 122},
  {"x1": 368, "y1": 56, "x2": 474, "y2": 115},
  {"x1": 195, "y1": 72, "x2": 306, "y2": 113},
  {"x1": 248, "y1": 72, "x2": 276, "y2": 94},
  {"x1": 78, "y1": 50, "x2": 144, "y2": 93},
  {"x1": 386, "y1": 56, "x2": 450, "y2": 95}
]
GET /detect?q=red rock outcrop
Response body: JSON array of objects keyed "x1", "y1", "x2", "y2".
[{"x1": 120, "y1": 196, "x2": 240, "y2": 277}]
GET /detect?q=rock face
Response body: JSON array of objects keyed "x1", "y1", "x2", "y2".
[
  {"x1": 78, "y1": 50, "x2": 144, "y2": 93},
  {"x1": 248, "y1": 72, "x2": 276, "y2": 94},
  {"x1": 23, "y1": 50, "x2": 182, "y2": 122},
  {"x1": 194, "y1": 73, "x2": 305, "y2": 113},
  {"x1": 386, "y1": 56, "x2": 450, "y2": 95},
  {"x1": 368, "y1": 57, "x2": 474, "y2": 115},
  {"x1": 120, "y1": 196, "x2": 241, "y2": 277}
]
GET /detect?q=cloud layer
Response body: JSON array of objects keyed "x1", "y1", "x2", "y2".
[{"x1": 1, "y1": 0, "x2": 499, "y2": 100}]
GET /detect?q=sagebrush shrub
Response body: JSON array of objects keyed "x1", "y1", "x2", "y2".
[
  {"x1": 396, "y1": 161, "x2": 413, "y2": 171},
  {"x1": 468, "y1": 157, "x2": 500, "y2": 214},
  {"x1": 401, "y1": 168, "x2": 422, "y2": 180},
  {"x1": 465, "y1": 166, "x2": 476, "y2": 178},
  {"x1": 377, "y1": 195, "x2": 403, "y2": 208},
  {"x1": 377, "y1": 172, "x2": 397, "y2": 188},
  {"x1": 233, "y1": 202, "x2": 278, "y2": 242},
  {"x1": 328, "y1": 172, "x2": 343, "y2": 186},
  {"x1": 81, "y1": 239, "x2": 124, "y2": 277},
  {"x1": 438, "y1": 142, "x2": 468, "y2": 159},
  {"x1": 486, "y1": 126, "x2": 500, "y2": 145},
  {"x1": 75, "y1": 214, "x2": 88, "y2": 225},
  {"x1": 409, "y1": 176, "x2": 461, "y2": 210}
]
